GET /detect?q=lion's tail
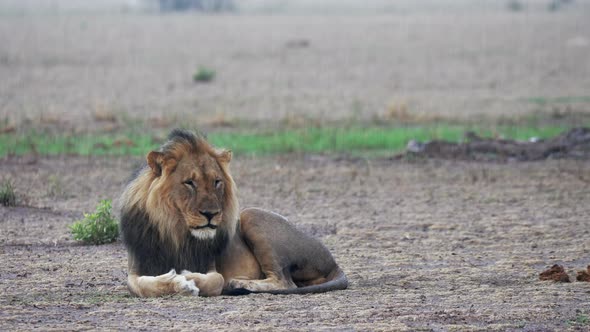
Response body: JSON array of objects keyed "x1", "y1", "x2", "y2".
[
  {"x1": 223, "y1": 268, "x2": 348, "y2": 296},
  {"x1": 272, "y1": 267, "x2": 348, "y2": 295}
]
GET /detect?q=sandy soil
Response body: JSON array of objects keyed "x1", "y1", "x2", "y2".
[
  {"x1": 1, "y1": 11, "x2": 590, "y2": 129},
  {"x1": 1, "y1": 155, "x2": 589, "y2": 331}
]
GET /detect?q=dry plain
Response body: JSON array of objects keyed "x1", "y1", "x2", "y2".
[
  {"x1": 1, "y1": 155, "x2": 590, "y2": 330},
  {"x1": 1, "y1": 5, "x2": 590, "y2": 331}
]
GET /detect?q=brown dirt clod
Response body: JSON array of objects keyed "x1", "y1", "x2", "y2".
[
  {"x1": 539, "y1": 264, "x2": 571, "y2": 282},
  {"x1": 576, "y1": 266, "x2": 590, "y2": 282},
  {"x1": 405, "y1": 127, "x2": 590, "y2": 161}
]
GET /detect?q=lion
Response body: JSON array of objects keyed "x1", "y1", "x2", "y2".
[{"x1": 119, "y1": 129, "x2": 348, "y2": 297}]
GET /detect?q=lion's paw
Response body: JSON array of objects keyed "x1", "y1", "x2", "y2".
[
  {"x1": 228, "y1": 278, "x2": 253, "y2": 291},
  {"x1": 172, "y1": 275, "x2": 200, "y2": 296},
  {"x1": 161, "y1": 269, "x2": 178, "y2": 280}
]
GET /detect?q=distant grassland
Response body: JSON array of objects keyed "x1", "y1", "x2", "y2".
[{"x1": 0, "y1": 124, "x2": 576, "y2": 158}]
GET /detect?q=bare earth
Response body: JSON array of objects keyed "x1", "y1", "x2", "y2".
[{"x1": 1, "y1": 155, "x2": 589, "y2": 331}]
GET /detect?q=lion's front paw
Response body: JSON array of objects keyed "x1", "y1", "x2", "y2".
[
  {"x1": 201, "y1": 272, "x2": 224, "y2": 297},
  {"x1": 172, "y1": 274, "x2": 200, "y2": 296},
  {"x1": 181, "y1": 270, "x2": 224, "y2": 297}
]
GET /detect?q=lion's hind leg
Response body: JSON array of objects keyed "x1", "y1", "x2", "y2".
[
  {"x1": 228, "y1": 208, "x2": 331, "y2": 294},
  {"x1": 229, "y1": 265, "x2": 297, "y2": 292},
  {"x1": 228, "y1": 272, "x2": 297, "y2": 293},
  {"x1": 127, "y1": 269, "x2": 200, "y2": 297}
]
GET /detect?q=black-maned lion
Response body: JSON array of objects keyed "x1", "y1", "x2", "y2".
[{"x1": 119, "y1": 129, "x2": 348, "y2": 297}]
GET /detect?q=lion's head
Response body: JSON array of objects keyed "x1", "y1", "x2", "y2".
[{"x1": 120, "y1": 129, "x2": 239, "y2": 250}]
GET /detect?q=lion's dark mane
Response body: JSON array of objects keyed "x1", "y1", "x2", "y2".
[{"x1": 120, "y1": 204, "x2": 229, "y2": 276}]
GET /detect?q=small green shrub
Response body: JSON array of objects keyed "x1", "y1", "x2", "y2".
[
  {"x1": 0, "y1": 180, "x2": 17, "y2": 207},
  {"x1": 70, "y1": 199, "x2": 119, "y2": 245},
  {"x1": 193, "y1": 67, "x2": 216, "y2": 83},
  {"x1": 568, "y1": 313, "x2": 590, "y2": 327}
]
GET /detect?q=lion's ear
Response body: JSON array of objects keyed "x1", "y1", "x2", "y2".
[
  {"x1": 217, "y1": 149, "x2": 232, "y2": 164},
  {"x1": 147, "y1": 151, "x2": 164, "y2": 176}
]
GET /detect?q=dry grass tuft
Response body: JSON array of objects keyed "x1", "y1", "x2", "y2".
[
  {"x1": 0, "y1": 180, "x2": 17, "y2": 207},
  {"x1": 92, "y1": 104, "x2": 118, "y2": 123}
]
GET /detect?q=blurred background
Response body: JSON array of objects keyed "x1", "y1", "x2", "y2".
[{"x1": 0, "y1": 0, "x2": 589, "y2": 155}]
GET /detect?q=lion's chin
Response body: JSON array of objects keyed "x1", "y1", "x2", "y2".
[{"x1": 190, "y1": 228, "x2": 217, "y2": 240}]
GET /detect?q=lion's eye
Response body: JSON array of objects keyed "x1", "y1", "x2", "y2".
[
  {"x1": 214, "y1": 179, "x2": 223, "y2": 188},
  {"x1": 183, "y1": 180, "x2": 196, "y2": 189}
]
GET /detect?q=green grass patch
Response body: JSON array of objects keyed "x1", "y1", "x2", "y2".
[
  {"x1": 0, "y1": 124, "x2": 581, "y2": 157},
  {"x1": 70, "y1": 199, "x2": 119, "y2": 245},
  {"x1": 523, "y1": 96, "x2": 590, "y2": 106},
  {"x1": 0, "y1": 132, "x2": 156, "y2": 157},
  {"x1": 567, "y1": 313, "x2": 589, "y2": 327}
]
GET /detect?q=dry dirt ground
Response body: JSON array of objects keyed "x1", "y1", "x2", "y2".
[
  {"x1": 1, "y1": 5, "x2": 590, "y2": 331},
  {"x1": 1, "y1": 155, "x2": 589, "y2": 331},
  {"x1": 1, "y1": 11, "x2": 590, "y2": 129}
]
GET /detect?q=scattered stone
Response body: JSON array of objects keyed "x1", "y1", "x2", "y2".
[
  {"x1": 539, "y1": 264, "x2": 570, "y2": 282},
  {"x1": 406, "y1": 139, "x2": 425, "y2": 153},
  {"x1": 576, "y1": 266, "x2": 590, "y2": 282}
]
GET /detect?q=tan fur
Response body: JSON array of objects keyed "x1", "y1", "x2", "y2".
[{"x1": 127, "y1": 270, "x2": 200, "y2": 297}]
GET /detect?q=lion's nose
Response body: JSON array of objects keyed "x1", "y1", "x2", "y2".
[{"x1": 199, "y1": 210, "x2": 219, "y2": 222}]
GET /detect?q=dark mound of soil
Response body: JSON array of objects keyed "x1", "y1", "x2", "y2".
[
  {"x1": 539, "y1": 264, "x2": 571, "y2": 282},
  {"x1": 576, "y1": 266, "x2": 590, "y2": 282},
  {"x1": 403, "y1": 127, "x2": 590, "y2": 162}
]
